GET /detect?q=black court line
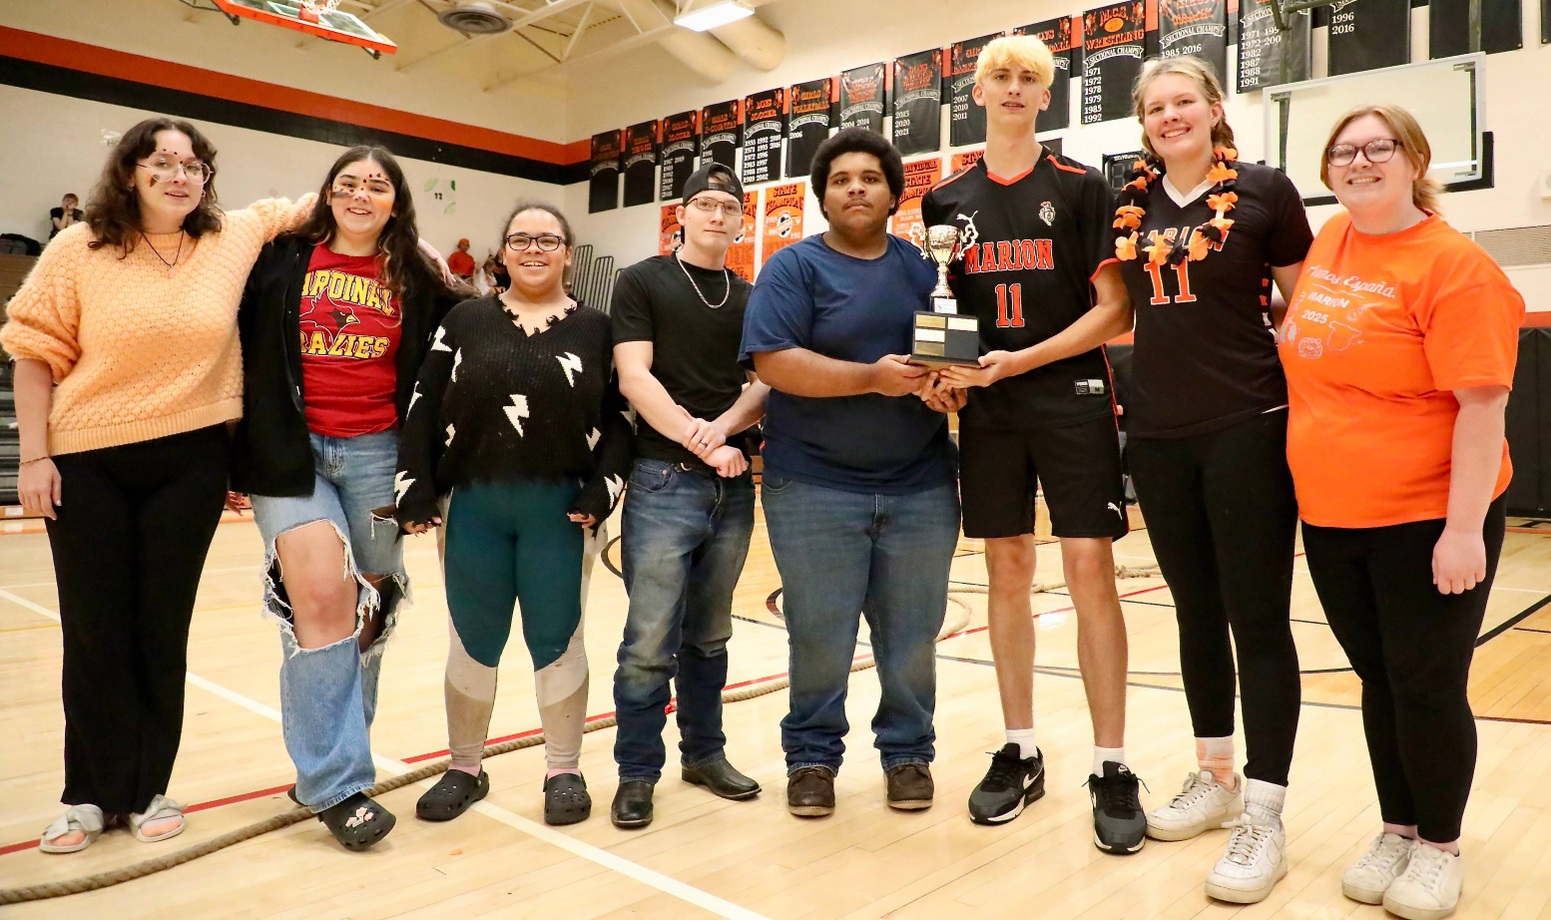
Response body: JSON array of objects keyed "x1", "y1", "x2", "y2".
[{"x1": 1514, "y1": 626, "x2": 1551, "y2": 635}]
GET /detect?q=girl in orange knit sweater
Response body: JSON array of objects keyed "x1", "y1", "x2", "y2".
[{"x1": 1, "y1": 117, "x2": 315, "y2": 854}]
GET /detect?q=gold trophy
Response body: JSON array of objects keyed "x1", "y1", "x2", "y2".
[{"x1": 911, "y1": 224, "x2": 981, "y2": 366}]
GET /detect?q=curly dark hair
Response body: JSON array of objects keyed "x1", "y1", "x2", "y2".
[
  {"x1": 289, "y1": 145, "x2": 463, "y2": 303},
  {"x1": 85, "y1": 117, "x2": 223, "y2": 255},
  {"x1": 497, "y1": 200, "x2": 574, "y2": 248},
  {"x1": 808, "y1": 127, "x2": 905, "y2": 219}
]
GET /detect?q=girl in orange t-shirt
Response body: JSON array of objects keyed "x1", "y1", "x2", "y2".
[{"x1": 1280, "y1": 105, "x2": 1523, "y2": 919}]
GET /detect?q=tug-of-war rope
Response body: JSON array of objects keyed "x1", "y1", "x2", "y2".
[{"x1": 0, "y1": 548, "x2": 1159, "y2": 903}]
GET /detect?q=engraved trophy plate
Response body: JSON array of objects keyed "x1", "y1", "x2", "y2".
[{"x1": 912, "y1": 224, "x2": 981, "y2": 367}]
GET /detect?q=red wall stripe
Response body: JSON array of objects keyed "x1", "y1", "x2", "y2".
[{"x1": 0, "y1": 26, "x2": 589, "y2": 167}]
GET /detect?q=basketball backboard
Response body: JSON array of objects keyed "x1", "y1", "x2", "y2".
[{"x1": 210, "y1": 0, "x2": 397, "y2": 56}]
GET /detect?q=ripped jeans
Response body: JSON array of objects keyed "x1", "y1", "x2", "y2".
[{"x1": 250, "y1": 429, "x2": 407, "y2": 812}]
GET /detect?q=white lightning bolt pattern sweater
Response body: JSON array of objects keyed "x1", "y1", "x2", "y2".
[{"x1": 395, "y1": 296, "x2": 633, "y2": 528}]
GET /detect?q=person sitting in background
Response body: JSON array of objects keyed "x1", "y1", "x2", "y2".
[
  {"x1": 49, "y1": 193, "x2": 83, "y2": 240},
  {"x1": 447, "y1": 237, "x2": 476, "y2": 281}
]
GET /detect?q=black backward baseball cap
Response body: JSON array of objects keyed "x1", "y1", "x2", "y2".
[{"x1": 682, "y1": 163, "x2": 744, "y2": 203}]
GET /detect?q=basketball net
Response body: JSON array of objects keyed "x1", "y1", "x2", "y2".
[{"x1": 297, "y1": 0, "x2": 343, "y2": 23}]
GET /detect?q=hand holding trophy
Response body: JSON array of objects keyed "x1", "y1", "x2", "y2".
[{"x1": 911, "y1": 225, "x2": 981, "y2": 366}]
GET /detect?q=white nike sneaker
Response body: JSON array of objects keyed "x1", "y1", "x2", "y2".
[
  {"x1": 1145, "y1": 770, "x2": 1241, "y2": 841},
  {"x1": 1342, "y1": 832, "x2": 1415, "y2": 904},
  {"x1": 1383, "y1": 843, "x2": 1463, "y2": 920},
  {"x1": 1204, "y1": 812, "x2": 1288, "y2": 904}
]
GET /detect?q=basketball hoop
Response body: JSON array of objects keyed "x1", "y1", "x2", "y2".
[{"x1": 297, "y1": 0, "x2": 343, "y2": 23}]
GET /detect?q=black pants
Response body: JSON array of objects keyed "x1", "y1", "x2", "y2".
[
  {"x1": 1302, "y1": 495, "x2": 1506, "y2": 843},
  {"x1": 1129, "y1": 411, "x2": 1301, "y2": 785},
  {"x1": 45, "y1": 426, "x2": 229, "y2": 814}
]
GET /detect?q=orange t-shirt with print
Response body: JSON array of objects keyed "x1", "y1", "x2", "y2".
[{"x1": 1279, "y1": 212, "x2": 1523, "y2": 528}]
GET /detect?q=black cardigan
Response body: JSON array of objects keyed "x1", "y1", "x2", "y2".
[{"x1": 230, "y1": 236, "x2": 459, "y2": 496}]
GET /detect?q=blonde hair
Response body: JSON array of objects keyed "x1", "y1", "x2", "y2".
[
  {"x1": 974, "y1": 34, "x2": 1055, "y2": 88},
  {"x1": 1319, "y1": 104, "x2": 1442, "y2": 213},
  {"x1": 1131, "y1": 56, "x2": 1236, "y2": 161}
]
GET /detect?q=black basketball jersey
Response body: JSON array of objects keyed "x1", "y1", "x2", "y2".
[
  {"x1": 1117, "y1": 161, "x2": 1313, "y2": 439},
  {"x1": 921, "y1": 152, "x2": 1118, "y2": 429}
]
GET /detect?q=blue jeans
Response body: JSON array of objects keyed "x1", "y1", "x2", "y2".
[
  {"x1": 614, "y1": 459, "x2": 755, "y2": 781},
  {"x1": 760, "y1": 474, "x2": 960, "y2": 774},
  {"x1": 250, "y1": 429, "x2": 405, "y2": 812}
]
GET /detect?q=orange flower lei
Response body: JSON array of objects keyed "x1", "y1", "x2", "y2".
[{"x1": 1113, "y1": 146, "x2": 1239, "y2": 266}]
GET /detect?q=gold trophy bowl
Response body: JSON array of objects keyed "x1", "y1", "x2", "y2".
[{"x1": 912, "y1": 224, "x2": 981, "y2": 367}]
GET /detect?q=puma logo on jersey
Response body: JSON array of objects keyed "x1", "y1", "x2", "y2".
[{"x1": 1107, "y1": 501, "x2": 1123, "y2": 518}]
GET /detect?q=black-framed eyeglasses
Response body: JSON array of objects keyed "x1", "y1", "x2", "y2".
[
  {"x1": 330, "y1": 178, "x2": 395, "y2": 199},
  {"x1": 686, "y1": 197, "x2": 743, "y2": 219},
  {"x1": 137, "y1": 157, "x2": 213, "y2": 185},
  {"x1": 1326, "y1": 138, "x2": 1403, "y2": 167},
  {"x1": 505, "y1": 233, "x2": 566, "y2": 252}
]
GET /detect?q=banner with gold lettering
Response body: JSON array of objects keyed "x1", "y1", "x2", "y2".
[
  {"x1": 839, "y1": 62, "x2": 888, "y2": 133},
  {"x1": 760, "y1": 182, "x2": 805, "y2": 269},
  {"x1": 622, "y1": 120, "x2": 658, "y2": 208},
  {"x1": 742, "y1": 89, "x2": 786, "y2": 185},
  {"x1": 588, "y1": 130, "x2": 621, "y2": 213},
  {"x1": 1017, "y1": 17, "x2": 1076, "y2": 131},
  {"x1": 659, "y1": 110, "x2": 699, "y2": 202},
  {"x1": 892, "y1": 49, "x2": 943, "y2": 156},
  {"x1": 1152, "y1": 0, "x2": 1228, "y2": 84},
  {"x1": 947, "y1": 34, "x2": 1000, "y2": 148},
  {"x1": 786, "y1": 78, "x2": 834, "y2": 179},
  {"x1": 701, "y1": 100, "x2": 742, "y2": 172},
  {"x1": 1237, "y1": 0, "x2": 1311, "y2": 91},
  {"x1": 891, "y1": 158, "x2": 944, "y2": 251},
  {"x1": 1081, "y1": 3, "x2": 1147, "y2": 125}
]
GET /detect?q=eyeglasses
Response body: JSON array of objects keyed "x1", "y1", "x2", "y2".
[
  {"x1": 504, "y1": 233, "x2": 566, "y2": 252},
  {"x1": 330, "y1": 178, "x2": 395, "y2": 199},
  {"x1": 137, "y1": 156, "x2": 213, "y2": 185},
  {"x1": 1325, "y1": 138, "x2": 1403, "y2": 167},
  {"x1": 686, "y1": 197, "x2": 743, "y2": 219}
]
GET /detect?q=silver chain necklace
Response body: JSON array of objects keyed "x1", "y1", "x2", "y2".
[{"x1": 676, "y1": 252, "x2": 731, "y2": 309}]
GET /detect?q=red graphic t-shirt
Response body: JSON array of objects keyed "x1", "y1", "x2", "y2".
[{"x1": 298, "y1": 246, "x2": 402, "y2": 436}]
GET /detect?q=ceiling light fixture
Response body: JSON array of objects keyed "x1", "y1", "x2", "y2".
[{"x1": 673, "y1": 0, "x2": 754, "y2": 31}]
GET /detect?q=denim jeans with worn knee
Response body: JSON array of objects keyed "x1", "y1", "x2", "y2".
[
  {"x1": 614, "y1": 459, "x2": 756, "y2": 782},
  {"x1": 760, "y1": 473, "x2": 960, "y2": 774},
  {"x1": 251, "y1": 430, "x2": 406, "y2": 811}
]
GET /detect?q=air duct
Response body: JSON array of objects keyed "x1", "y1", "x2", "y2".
[
  {"x1": 709, "y1": 14, "x2": 784, "y2": 71},
  {"x1": 602, "y1": 0, "x2": 783, "y2": 82}
]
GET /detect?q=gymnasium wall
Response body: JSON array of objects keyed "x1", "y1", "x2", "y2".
[{"x1": 562, "y1": 0, "x2": 1551, "y2": 308}]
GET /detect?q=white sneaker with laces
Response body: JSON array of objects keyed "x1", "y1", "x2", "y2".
[
  {"x1": 1342, "y1": 832, "x2": 1415, "y2": 904},
  {"x1": 1145, "y1": 770, "x2": 1241, "y2": 841},
  {"x1": 1203, "y1": 812, "x2": 1288, "y2": 903},
  {"x1": 1383, "y1": 844, "x2": 1463, "y2": 920}
]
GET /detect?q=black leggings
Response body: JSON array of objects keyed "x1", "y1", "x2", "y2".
[
  {"x1": 1302, "y1": 496, "x2": 1506, "y2": 843},
  {"x1": 1129, "y1": 411, "x2": 1301, "y2": 786},
  {"x1": 45, "y1": 426, "x2": 230, "y2": 814}
]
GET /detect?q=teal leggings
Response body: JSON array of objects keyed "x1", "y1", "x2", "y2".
[{"x1": 444, "y1": 480, "x2": 584, "y2": 670}]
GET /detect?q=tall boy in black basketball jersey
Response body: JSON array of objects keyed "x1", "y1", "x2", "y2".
[{"x1": 921, "y1": 34, "x2": 1144, "y2": 853}]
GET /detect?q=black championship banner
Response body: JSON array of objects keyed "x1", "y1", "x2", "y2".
[
  {"x1": 588, "y1": 130, "x2": 621, "y2": 214},
  {"x1": 659, "y1": 110, "x2": 699, "y2": 201},
  {"x1": 1327, "y1": 0, "x2": 1410, "y2": 76},
  {"x1": 947, "y1": 33, "x2": 999, "y2": 148},
  {"x1": 839, "y1": 62, "x2": 888, "y2": 133},
  {"x1": 1237, "y1": 0, "x2": 1311, "y2": 91},
  {"x1": 1019, "y1": 17, "x2": 1076, "y2": 131},
  {"x1": 786, "y1": 77, "x2": 834, "y2": 178},
  {"x1": 1153, "y1": 0, "x2": 1229, "y2": 83},
  {"x1": 1081, "y1": 3, "x2": 1148, "y2": 125},
  {"x1": 701, "y1": 100, "x2": 741, "y2": 171},
  {"x1": 622, "y1": 120, "x2": 658, "y2": 208},
  {"x1": 1430, "y1": 0, "x2": 1522, "y2": 57},
  {"x1": 741, "y1": 88, "x2": 786, "y2": 185},
  {"x1": 892, "y1": 49, "x2": 943, "y2": 156}
]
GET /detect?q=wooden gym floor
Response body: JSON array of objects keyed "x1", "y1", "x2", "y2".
[{"x1": 2, "y1": 499, "x2": 1551, "y2": 918}]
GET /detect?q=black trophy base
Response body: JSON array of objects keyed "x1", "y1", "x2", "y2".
[{"x1": 910, "y1": 311, "x2": 980, "y2": 367}]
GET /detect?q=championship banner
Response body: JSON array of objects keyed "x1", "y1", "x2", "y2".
[
  {"x1": 622, "y1": 120, "x2": 658, "y2": 208},
  {"x1": 588, "y1": 130, "x2": 622, "y2": 214},
  {"x1": 1237, "y1": 0, "x2": 1311, "y2": 91},
  {"x1": 952, "y1": 149, "x2": 985, "y2": 174},
  {"x1": 1081, "y1": 3, "x2": 1148, "y2": 125},
  {"x1": 1327, "y1": 0, "x2": 1410, "y2": 76},
  {"x1": 1430, "y1": 0, "x2": 1522, "y2": 57},
  {"x1": 659, "y1": 110, "x2": 699, "y2": 202},
  {"x1": 890, "y1": 158, "x2": 944, "y2": 250},
  {"x1": 892, "y1": 49, "x2": 943, "y2": 156},
  {"x1": 760, "y1": 182, "x2": 806, "y2": 268},
  {"x1": 727, "y1": 192, "x2": 758, "y2": 282},
  {"x1": 1152, "y1": 0, "x2": 1228, "y2": 83},
  {"x1": 1017, "y1": 17, "x2": 1076, "y2": 131},
  {"x1": 659, "y1": 204, "x2": 682, "y2": 256},
  {"x1": 947, "y1": 34, "x2": 999, "y2": 148},
  {"x1": 838, "y1": 62, "x2": 888, "y2": 133},
  {"x1": 742, "y1": 88, "x2": 786, "y2": 185},
  {"x1": 786, "y1": 78, "x2": 834, "y2": 179},
  {"x1": 701, "y1": 100, "x2": 742, "y2": 171}
]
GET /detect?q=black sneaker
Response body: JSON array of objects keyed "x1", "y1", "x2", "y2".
[
  {"x1": 1086, "y1": 761, "x2": 1146, "y2": 854},
  {"x1": 968, "y1": 744, "x2": 1045, "y2": 825}
]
